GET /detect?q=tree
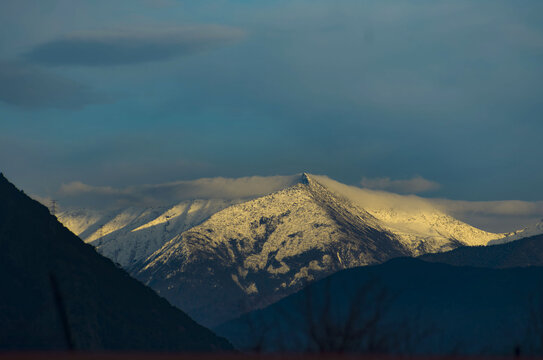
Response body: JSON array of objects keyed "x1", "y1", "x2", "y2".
[{"x1": 299, "y1": 277, "x2": 395, "y2": 353}]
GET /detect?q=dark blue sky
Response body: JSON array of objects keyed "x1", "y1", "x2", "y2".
[{"x1": 1, "y1": 0, "x2": 543, "y2": 202}]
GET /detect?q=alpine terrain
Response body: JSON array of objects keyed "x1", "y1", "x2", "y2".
[
  {"x1": 125, "y1": 173, "x2": 504, "y2": 326},
  {"x1": 58, "y1": 199, "x2": 243, "y2": 267},
  {"x1": 488, "y1": 219, "x2": 543, "y2": 245},
  {"x1": 56, "y1": 175, "x2": 303, "y2": 268}
]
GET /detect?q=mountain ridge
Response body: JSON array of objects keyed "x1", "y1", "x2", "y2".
[
  {"x1": 420, "y1": 233, "x2": 543, "y2": 268},
  {"x1": 133, "y1": 173, "x2": 483, "y2": 326},
  {"x1": 57, "y1": 173, "x2": 507, "y2": 270},
  {"x1": 0, "y1": 173, "x2": 232, "y2": 351},
  {"x1": 54, "y1": 173, "x2": 522, "y2": 326},
  {"x1": 488, "y1": 219, "x2": 543, "y2": 245},
  {"x1": 134, "y1": 174, "x2": 409, "y2": 326},
  {"x1": 216, "y1": 257, "x2": 543, "y2": 355}
]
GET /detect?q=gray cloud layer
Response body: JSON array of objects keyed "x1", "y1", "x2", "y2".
[
  {"x1": 431, "y1": 198, "x2": 543, "y2": 233},
  {"x1": 43, "y1": 173, "x2": 543, "y2": 233},
  {"x1": 360, "y1": 176, "x2": 441, "y2": 194},
  {"x1": 0, "y1": 61, "x2": 104, "y2": 109},
  {"x1": 55, "y1": 175, "x2": 301, "y2": 209},
  {"x1": 24, "y1": 26, "x2": 245, "y2": 66}
]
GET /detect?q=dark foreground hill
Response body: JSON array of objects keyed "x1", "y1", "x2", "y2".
[
  {"x1": 0, "y1": 173, "x2": 232, "y2": 351},
  {"x1": 420, "y1": 234, "x2": 543, "y2": 268},
  {"x1": 216, "y1": 258, "x2": 543, "y2": 356}
]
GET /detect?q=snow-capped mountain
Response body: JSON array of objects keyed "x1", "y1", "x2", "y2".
[
  {"x1": 311, "y1": 175, "x2": 504, "y2": 252},
  {"x1": 57, "y1": 175, "x2": 302, "y2": 268},
  {"x1": 132, "y1": 174, "x2": 503, "y2": 326},
  {"x1": 487, "y1": 219, "x2": 543, "y2": 245},
  {"x1": 58, "y1": 173, "x2": 505, "y2": 270},
  {"x1": 57, "y1": 199, "x2": 243, "y2": 267}
]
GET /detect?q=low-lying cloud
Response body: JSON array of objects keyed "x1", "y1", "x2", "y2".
[
  {"x1": 432, "y1": 199, "x2": 543, "y2": 217},
  {"x1": 50, "y1": 173, "x2": 543, "y2": 233},
  {"x1": 0, "y1": 61, "x2": 104, "y2": 109},
  {"x1": 57, "y1": 174, "x2": 301, "y2": 209},
  {"x1": 24, "y1": 26, "x2": 245, "y2": 66},
  {"x1": 430, "y1": 198, "x2": 543, "y2": 233},
  {"x1": 320, "y1": 174, "x2": 543, "y2": 232},
  {"x1": 360, "y1": 176, "x2": 441, "y2": 194}
]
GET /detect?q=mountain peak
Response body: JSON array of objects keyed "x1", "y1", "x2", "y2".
[
  {"x1": 300, "y1": 172, "x2": 311, "y2": 185},
  {"x1": 135, "y1": 171, "x2": 408, "y2": 326},
  {"x1": 0, "y1": 172, "x2": 15, "y2": 190}
]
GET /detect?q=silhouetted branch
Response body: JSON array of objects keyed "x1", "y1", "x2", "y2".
[{"x1": 298, "y1": 277, "x2": 397, "y2": 353}]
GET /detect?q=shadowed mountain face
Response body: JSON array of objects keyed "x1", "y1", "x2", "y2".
[
  {"x1": 0, "y1": 173, "x2": 232, "y2": 351},
  {"x1": 421, "y1": 234, "x2": 543, "y2": 268},
  {"x1": 216, "y1": 258, "x2": 543, "y2": 355}
]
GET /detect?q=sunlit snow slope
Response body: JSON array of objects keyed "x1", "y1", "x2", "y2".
[
  {"x1": 311, "y1": 175, "x2": 504, "y2": 252},
  {"x1": 57, "y1": 175, "x2": 303, "y2": 268},
  {"x1": 488, "y1": 219, "x2": 543, "y2": 245},
  {"x1": 57, "y1": 200, "x2": 242, "y2": 267}
]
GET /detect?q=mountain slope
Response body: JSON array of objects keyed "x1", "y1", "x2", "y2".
[
  {"x1": 0, "y1": 173, "x2": 232, "y2": 351},
  {"x1": 57, "y1": 199, "x2": 241, "y2": 267},
  {"x1": 57, "y1": 174, "x2": 504, "y2": 272},
  {"x1": 216, "y1": 258, "x2": 543, "y2": 355},
  {"x1": 134, "y1": 174, "x2": 498, "y2": 327},
  {"x1": 488, "y1": 219, "x2": 543, "y2": 245},
  {"x1": 421, "y1": 233, "x2": 543, "y2": 268},
  {"x1": 311, "y1": 175, "x2": 503, "y2": 251},
  {"x1": 55, "y1": 173, "x2": 506, "y2": 327},
  {"x1": 56, "y1": 175, "x2": 303, "y2": 269},
  {"x1": 135, "y1": 174, "x2": 409, "y2": 326}
]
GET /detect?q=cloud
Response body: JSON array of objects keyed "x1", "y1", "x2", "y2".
[
  {"x1": 30, "y1": 194, "x2": 54, "y2": 208},
  {"x1": 0, "y1": 61, "x2": 104, "y2": 109},
  {"x1": 317, "y1": 174, "x2": 543, "y2": 233},
  {"x1": 430, "y1": 198, "x2": 543, "y2": 233},
  {"x1": 360, "y1": 176, "x2": 441, "y2": 194},
  {"x1": 57, "y1": 174, "x2": 301, "y2": 209},
  {"x1": 431, "y1": 199, "x2": 543, "y2": 217},
  {"x1": 24, "y1": 26, "x2": 245, "y2": 66},
  {"x1": 54, "y1": 173, "x2": 543, "y2": 233},
  {"x1": 60, "y1": 181, "x2": 118, "y2": 196}
]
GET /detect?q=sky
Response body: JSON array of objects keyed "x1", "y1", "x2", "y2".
[{"x1": 2, "y1": 0, "x2": 543, "y2": 223}]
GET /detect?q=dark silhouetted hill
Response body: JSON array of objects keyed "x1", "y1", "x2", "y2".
[
  {"x1": 0, "y1": 173, "x2": 232, "y2": 351},
  {"x1": 217, "y1": 257, "x2": 543, "y2": 355},
  {"x1": 420, "y1": 234, "x2": 543, "y2": 268}
]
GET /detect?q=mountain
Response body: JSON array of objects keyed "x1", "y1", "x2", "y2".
[
  {"x1": 57, "y1": 174, "x2": 505, "y2": 273},
  {"x1": 0, "y1": 173, "x2": 232, "y2": 351},
  {"x1": 132, "y1": 173, "x2": 502, "y2": 326},
  {"x1": 55, "y1": 175, "x2": 303, "y2": 269},
  {"x1": 216, "y1": 258, "x2": 543, "y2": 355},
  {"x1": 57, "y1": 199, "x2": 242, "y2": 267},
  {"x1": 488, "y1": 219, "x2": 543, "y2": 245},
  {"x1": 309, "y1": 175, "x2": 503, "y2": 251},
  {"x1": 421, "y1": 233, "x2": 543, "y2": 268}
]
